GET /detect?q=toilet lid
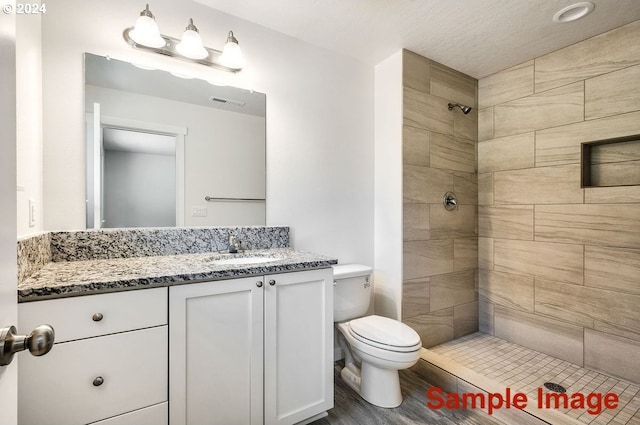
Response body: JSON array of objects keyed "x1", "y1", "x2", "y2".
[{"x1": 348, "y1": 315, "x2": 421, "y2": 351}]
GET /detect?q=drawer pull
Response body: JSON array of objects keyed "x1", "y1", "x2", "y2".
[
  {"x1": 92, "y1": 313, "x2": 103, "y2": 322},
  {"x1": 269, "y1": 279, "x2": 276, "y2": 286},
  {"x1": 256, "y1": 281, "x2": 263, "y2": 288},
  {"x1": 93, "y1": 376, "x2": 104, "y2": 387}
]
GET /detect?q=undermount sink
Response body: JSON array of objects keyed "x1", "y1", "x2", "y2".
[{"x1": 204, "y1": 253, "x2": 282, "y2": 265}]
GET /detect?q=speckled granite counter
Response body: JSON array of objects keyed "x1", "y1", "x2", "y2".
[{"x1": 18, "y1": 248, "x2": 337, "y2": 302}]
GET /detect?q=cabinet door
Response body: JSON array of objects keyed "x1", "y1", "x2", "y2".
[
  {"x1": 264, "y1": 269, "x2": 334, "y2": 425},
  {"x1": 169, "y1": 278, "x2": 264, "y2": 425}
]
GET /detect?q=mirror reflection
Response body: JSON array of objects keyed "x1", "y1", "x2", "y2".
[{"x1": 84, "y1": 53, "x2": 266, "y2": 228}]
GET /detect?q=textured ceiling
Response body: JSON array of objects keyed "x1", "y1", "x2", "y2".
[{"x1": 194, "y1": 0, "x2": 640, "y2": 78}]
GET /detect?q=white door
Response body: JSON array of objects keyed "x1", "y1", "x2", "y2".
[
  {"x1": 264, "y1": 269, "x2": 334, "y2": 425},
  {"x1": 0, "y1": 7, "x2": 18, "y2": 424},
  {"x1": 169, "y1": 277, "x2": 264, "y2": 425}
]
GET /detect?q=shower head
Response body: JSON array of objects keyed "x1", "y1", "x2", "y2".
[{"x1": 448, "y1": 103, "x2": 472, "y2": 115}]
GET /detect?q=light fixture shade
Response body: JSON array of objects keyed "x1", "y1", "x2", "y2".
[
  {"x1": 129, "y1": 5, "x2": 165, "y2": 48},
  {"x1": 176, "y1": 19, "x2": 209, "y2": 60},
  {"x1": 219, "y1": 31, "x2": 245, "y2": 69}
]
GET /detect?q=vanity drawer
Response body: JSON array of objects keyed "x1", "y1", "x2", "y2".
[
  {"x1": 91, "y1": 402, "x2": 168, "y2": 425},
  {"x1": 18, "y1": 326, "x2": 168, "y2": 425},
  {"x1": 19, "y1": 287, "x2": 167, "y2": 342}
]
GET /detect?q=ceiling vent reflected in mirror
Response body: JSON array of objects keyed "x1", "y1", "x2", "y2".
[{"x1": 209, "y1": 96, "x2": 246, "y2": 108}]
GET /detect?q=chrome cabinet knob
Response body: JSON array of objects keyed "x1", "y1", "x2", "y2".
[
  {"x1": 256, "y1": 281, "x2": 263, "y2": 288},
  {"x1": 269, "y1": 279, "x2": 276, "y2": 286},
  {"x1": 92, "y1": 313, "x2": 104, "y2": 322},
  {"x1": 93, "y1": 376, "x2": 104, "y2": 387},
  {"x1": 0, "y1": 324, "x2": 55, "y2": 366}
]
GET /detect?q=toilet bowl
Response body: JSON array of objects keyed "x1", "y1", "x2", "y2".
[{"x1": 333, "y1": 264, "x2": 422, "y2": 408}]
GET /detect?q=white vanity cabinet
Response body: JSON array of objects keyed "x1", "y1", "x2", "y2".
[
  {"x1": 169, "y1": 268, "x2": 334, "y2": 425},
  {"x1": 18, "y1": 288, "x2": 168, "y2": 425}
]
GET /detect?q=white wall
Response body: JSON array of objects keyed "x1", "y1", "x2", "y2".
[
  {"x1": 41, "y1": 0, "x2": 374, "y2": 264},
  {"x1": 373, "y1": 51, "x2": 403, "y2": 320},
  {"x1": 16, "y1": 12, "x2": 42, "y2": 237}
]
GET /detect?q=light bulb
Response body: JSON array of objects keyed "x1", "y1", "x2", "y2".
[
  {"x1": 219, "y1": 31, "x2": 245, "y2": 70},
  {"x1": 129, "y1": 4, "x2": 165, "y2": 48},
  {"x1": 176, "y1": 19, "x2": 209, "y2": 60}
]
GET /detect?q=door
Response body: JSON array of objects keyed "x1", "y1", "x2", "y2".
[
  {"x1": 0, "y1": 7, "x2": 18, "y2": 423},
  {"x1": 169, "y1": 277, "x2": 264, "y2": 425},
  {"x1": 264, "y1": 269, "x2": 334, "y2": 425}
]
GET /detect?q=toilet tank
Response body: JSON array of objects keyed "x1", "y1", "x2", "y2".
[{"x1": 332, "y1": 264, "x2": 373, "y2": 322}]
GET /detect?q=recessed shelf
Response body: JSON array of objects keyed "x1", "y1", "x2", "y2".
[{"x1": 581, "y1": 135, "x2": 640, "y2": 188}]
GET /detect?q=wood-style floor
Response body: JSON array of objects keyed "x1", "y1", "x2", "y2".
[{"x1": 312, "y1": 362, "x2": 505, "y2": 425}]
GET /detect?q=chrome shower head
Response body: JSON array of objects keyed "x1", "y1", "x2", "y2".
[{"x1": 447, "y1": 103, "x2": 472, "y2": 115}]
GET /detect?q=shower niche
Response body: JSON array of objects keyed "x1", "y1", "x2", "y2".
[{"x1": 581, "y1": 134, "x2": 640, "y2": 187}]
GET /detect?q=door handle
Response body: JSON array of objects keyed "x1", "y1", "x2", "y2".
[{"x1": 0, "y1": 324, "x2": 55, "y2": 366}]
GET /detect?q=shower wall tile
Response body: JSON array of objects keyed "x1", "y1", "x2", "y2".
[
  {"x1": 453, "y1": 301, "x2": 479, "y2": 338},
  {"x1": 493, "y1": 165, "x2": 583, "y2": 205},
  {"x1": 403, "y1": 308, "x2": 454, "y2": 348},
  {"x1": 585, "y1": 64, "x2": 640, "y2": 120},
  {"x1": 403, "y1": 125, "x2": 430, "y2": 167},
  {"x1": 478, "y1": 132, "x2": 534, "y2": 173},
  {"x1": 402, "y1": 276, "x2": 430, "y2": 320},
  {"x1": 453, "y1": 238, "x2": 478, "y2": 271},
  {"x1": 494, "y1": 239, "x2": 584, "y2": 285},
  {"x1": 535, "y1": 110, "x2": 640, "y2": 167},
  {"x1": 478, "y1": 173, "x2": 493, "y2": 205},
  {"x1": 478, "y1": 60, "x2": 534, "y2": 109},
  {"x1": 585, "y1": 246, "x2": 640, "y2": 295},
  {"x1": 585, "y1": 185, "x2": 640, "y2": 204},
  {"x1": 478, "y1": 269, "x2": 534, "y2": 312},
  {"x1": 429, "y1": 269, "x2": 476, "y2": 311},
  {"x1": 403, "y1": 239, "x2": 454, "y2": 279},
  {"x1": 477, "y1": 237, "x2": 493, "y2": 270},
  {"x1": 403, "y1": 203, "x2": 430, "y2": 241},
  {"x1": 403, "y1": 49, "x2": 431, "y2": 94},
  {"x1": 478, "y1": 297, "x2": 494, "y2": 335},
  {"x1": 493, "y1": 81, "x2": 584, "y2": 138},
  {"x1": 452, "y1": 171, "x2": 477, "y2": 205},
  {"x1": 535, "y1": 204, "x2": 640, "y2": 248},
  {"x1": 430, "y1": 133, "x2": 475, "y2": 172},
  {"x1": 430, "y1": 62, "x2": 477, "y2": 108},
  {"x1": 590, "y1": 160, "x2": 640, "y2": 186},
  {"x1": 478, "y1": 205, "x2": 534, "y2": 240},
  {"x1": 478, "y1": 107, "x2": 494, "y2": 141},
  {"x1": 534, "y1": 20, "x2": 640, "y2": 93},
  {"x1": 430, "y1": 205, "x2": 476, "y2": 239},
  {"x1": 453, "y1": 106, "x2": 478, "y2": 141},
  {"x1": 404, "y1": 87, "x2": 453, "y2": 135},
  {"x1": 585, "y1": 329, "x2": 640, "y2": 384},
  {"x1": 403, "y1": 165, "x2": 453, "y2": 204},
  {"x1": 494, "y1": 306, "x2": 584, "y2": 365}
]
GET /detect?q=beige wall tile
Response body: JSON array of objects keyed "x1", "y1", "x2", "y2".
[
  {"x1": 453, "y1": 171, "x2": 477, "y2": 205},
  {"x1": 403, "y1": 203, "x2": 430, "y2": 241},
  {"x1": 494, "y1": 239, "x2": 584, "y2": 285},
  {"x1": 535, "y1": 20, "x2": 640, "y2": 93},
  {"x1": 590, "y1": 139, "x2": 640, "y2": 163},
  {"x1": 404, "y1": 308, "x2": 454, "y2": 348},
  {"x1": 478, "y1": 205, "x2": 534, "y2": 240},
  {"x1": 494, "y1": 306, "x2": 584, "y2": 365},
  {"x1": 478, "y1": 132, "x2": 534, "y2": 173},
  {"x1": 403, "y1": 125, "x2": 430, "y2": 167},
  {"x1": 430, "y1": 205, "x2": 476, "y2": 239},
  {"x1": 404, "y1": 165, "x2": 453, "y2": 204},
  {"x1": 453, "y1": 301, "x2": 479, "y2": 338},
  {"x1": 478, "y1": 237, "x2": 494, "y2": 270},
  {"x1": 430, "y1": 61, "x2": 477, "y2": 108},
  {"x1": 585, "y1": 185, "x2": 640, "y2": 203},
  {"x1": 585, "y1": 329, "x2": 640, "y2": 384},
  {"x1": 494, "y1": 165, "x2": 583, "y2": 205},
  {"x1": 430, "y1": 133, "x2": 475, "y2": 172},
  {"x1": 493, "y1": 82, "x2": 584, "y2": 138},
  {"x1": 478, "y1": 107, "x2": 494, "y2": 142},
  {"x1": 536, "y1": 110, "x2": 640, "y2": 167},
  {"x1": 454, "y1": 238, "x2": 478, "y2": 271},
  {"x1": 590, "y1": 160, "x2": 640, "y2": 186},
  {"x1": 479, "y1": 297, "x2": 494, "y2": 334},
  {"x1": 593, "y1": 320, "x2": 640, "y2": 344},
  {"x1": 479, "y1": 60, "x2": 534, "y2": 108},
  {"x1": 404, "y1": 87, "x2": 453, "y2": 135},
  {"x1": 535, "y1": 278, "x2": 640, "y2": 336},
  {"x1": 403, "y1": 239, "x2": 454, "y2": 279},
  {"x1": 535, "y1": 204, "x2": 640, "y2": 249},
  {"x1": 585, "y1": 245, "x2": 640, "y2": 295},
  {"x1": 478, "y1": 269, "x2": 534, "y2": 312},
  {"x1": 453, "y1": 106, "x2": 478, "y2": 141},
  {"x1": 403, "y1": 49, "x2": 431, "y2": 93},
  {"x1": 430, "y1": 269, "x2": 476, "y2": 311},
  {"x1": 478, "y1": 173, "x2": 493, "y2": 205},
  {"x1": 402, "y1": 276, "x2": 430, "y2": 320}
]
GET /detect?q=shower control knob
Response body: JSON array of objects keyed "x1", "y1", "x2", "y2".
[{"x1": 269, "y1": 279, "x2": 276, "y2": 286}]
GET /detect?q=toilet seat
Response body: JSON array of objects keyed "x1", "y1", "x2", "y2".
[{"x1": 348, "y1": 315, "x2": 421, "y2": 352}]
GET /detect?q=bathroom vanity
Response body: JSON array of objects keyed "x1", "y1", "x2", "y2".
[{"x1": 16, "y1": 229, "x2": 336, "y2": 425}]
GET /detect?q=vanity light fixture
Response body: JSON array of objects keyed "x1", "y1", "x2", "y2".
[{"x1": 123, "y1": 4, "x2": 246, "y2": 73}]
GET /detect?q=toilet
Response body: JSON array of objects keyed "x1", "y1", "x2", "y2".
[{"x1": 333, "y1": 264, "x2": 422, "y2": 408}]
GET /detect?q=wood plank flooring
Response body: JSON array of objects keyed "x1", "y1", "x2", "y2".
[{"x1": 312, "y1": 362, "x2": 505, "y2": 425}]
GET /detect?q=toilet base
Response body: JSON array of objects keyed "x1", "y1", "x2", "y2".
[{"x1": 359, "y1": 361, "x2": 402, "y2": 408}]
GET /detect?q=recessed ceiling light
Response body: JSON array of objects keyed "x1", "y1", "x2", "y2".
[{"x1": 553, "y1": 2, "x2": 595, "y2": 23}]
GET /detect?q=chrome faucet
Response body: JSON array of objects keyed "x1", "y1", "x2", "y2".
[{"x1": 228, "y1": 235, "x2": 241, "y2": 253}]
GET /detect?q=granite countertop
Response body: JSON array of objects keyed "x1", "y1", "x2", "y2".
[{"x1": 18, "y1": 248, "x2": 338, "y2": 302}]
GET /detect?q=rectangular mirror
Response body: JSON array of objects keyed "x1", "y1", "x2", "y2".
[{"x1": 84, "y1": 53, "x2": 266, "y2": 228}]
